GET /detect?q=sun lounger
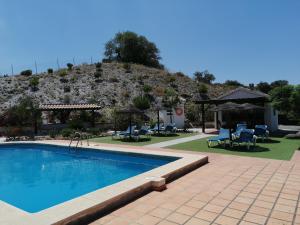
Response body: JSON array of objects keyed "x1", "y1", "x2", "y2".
[
  {"x1": 207, "y1": 128, "x2": 230, "y2": 147},
  {"x1": 162, "y1": 124, "x2": 177, "y2": 135},
  {"x1": 254, "y1": 125, "x2": 269, "y2": 141},
  {"x1": 232, "y1": 129, "x2": 257, "y2": 150},
  {"x1": 232, "y1": 123, "x2": 247, "y2": 138},
  {"x1": 151, "y1": 123, "x2": 165, "y2": 133},
  {"x1": 112, "y1": 125, "x2": 137, "y2": 139}
]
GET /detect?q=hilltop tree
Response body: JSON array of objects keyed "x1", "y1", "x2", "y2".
[
  {"x1": 224, "y1": 80, "x2": 243, "y2": 87},
  {"x1": 270, "y1": 85, "x2": 294, "y2": 116},
  {"x1": 270, "y1": 80, "x2": 289, "y2": 89},
  {"x1": 256, "y1": 82, "x2": 272, "y2": 94},
  {"x1": 194, "y1": 70, "x2": 215, "y2": 84},
  {"x1": 104, "y1": 31, "x2": 163, "y2": 69},
  {"x1": 290, "y1": 85, "x2": 300, "y2": 119}
]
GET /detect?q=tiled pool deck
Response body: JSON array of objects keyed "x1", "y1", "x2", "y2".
[{"x1": 90, "y1": 147, "x2": 300, "y2": 225}]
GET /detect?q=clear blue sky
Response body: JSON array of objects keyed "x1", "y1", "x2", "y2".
[{"x1": 0, "y1": 0, "x2": 299, "y2": 84}]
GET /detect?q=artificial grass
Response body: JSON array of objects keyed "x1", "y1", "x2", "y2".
[
  {"x1": 89, "y1": 133, "x2": 196, "y2": 146},
  {"x1": 168, "y1": 137, "x2": 300, "y2": 160}
]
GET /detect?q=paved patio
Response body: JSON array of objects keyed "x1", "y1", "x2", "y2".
[{"x1": 90, "y1": 150, "x2": 300, "y2": 225}]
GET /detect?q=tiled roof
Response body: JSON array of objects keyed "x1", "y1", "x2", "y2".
[
  {"x1": 216, "y1": 87, "x2": 269, "y2": 100},
  {"x1": 39, "y1": 104, "x2": 101, "y2": 110}
]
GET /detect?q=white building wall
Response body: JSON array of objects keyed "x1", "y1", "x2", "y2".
[
  {"x1": 159, "y1": 106, "x2": 185, "y2": 129},
  {"x1": 264, "y1": 103, "x2": 278, "y2": 132}
]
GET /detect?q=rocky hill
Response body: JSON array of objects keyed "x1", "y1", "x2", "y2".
[{"x1": 0, "y1": 62, "x2": 231, "y2": 113}]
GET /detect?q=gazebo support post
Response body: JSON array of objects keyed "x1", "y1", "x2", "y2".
[
  {"x1": 129, "y1": 113, "x2": 132, "y2": 138},
  {"x1": 91, "y1": 110, "x2": 95, "y2": 127},
  {"x1": 201, "y1": 103, "x2": 205, "y2": 133},
  {"x1": 157, "y1": 109, "x2": 160, "y2": 135}
]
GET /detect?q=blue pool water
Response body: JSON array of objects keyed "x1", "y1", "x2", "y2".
[{"x1": 0, "y1": 144, "x2": 177, "y2": 213}]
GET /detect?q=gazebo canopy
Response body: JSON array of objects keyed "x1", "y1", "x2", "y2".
[
  {"x1": 211, "y1": 102, "x2": 264, "y2": 112},
  {"x1": 39, "y1": 103, "x2": 101, "y2": 111},
  {"x1": 194, "y1": 87, "x2": 270, "y2": 104},
  {"x1": 116, "y1": 106, "x2": 144, "y2": 114}
]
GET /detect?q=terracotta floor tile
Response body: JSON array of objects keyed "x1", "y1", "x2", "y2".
[
  {"x1": 274, "y1": 204, "x2": 295, "y2": 213},
  {"x1": 106, "y1": 217, "x2": 131, "y2": 225},
  {"x1": 149, "y1": 207, "x2": 172, "y2": 219},
  {"x1": 276, "y1": 198, "x2": 297, "y2": 207},
  {"x1": 137, "y1": 214, "x2": 161, "y2": 225},
  {"x1": 229, "y1": 201, "x2": 250, "y2": 211},
  {"x1": 160, "y1": 202, "x2": 182, "y2": 211},
  {"x1": 203, "y1": 204, "x2": 224, "y2": 214},
  {"x1": 185, "y1": 199, "x2": 206, "y2": 209},
  {"x1": 166, "y1": 212, "x2": 190, "y2": 224},
  {"x1": 194, "y1": 210, "x2": 218, "y2": 222},
  {"x1": 248, "y1": 205, "x2": 271, "y2": 216},
  {"x1": 214, "y1": 215, "x2": 239, "y2": 225},
  {"x1": 270, "y1": 210, "x2": 294, "y2": 222},
  {"x1": 157, "y1": 220, "x2": 178, "y2": 225},
  {"x1": 176, "y1": 205, "x2": 198, "y2": 216},
  {"x1": 210, "y1": 198, "x2": 230, "y2": 207},
  {"x1": 266, "y1": 218, "x2": 292, "y2": 225},
  {"x1": 243, "y1": 212, "x2": 267, "y2": 224},
  {"x1": 91, "y1": 214, "x2": 116, "y2": 224},
  {"x1": 239, "y1": 221, "x2": 257, "y2": 225},
  {"x1": 253, "y1": 200, "x2": 274, "y2": 209},
  {"x1": 185, "y1": 217, "x2": 210, "y2": 225},
  {"x1": 222, "y1": 208, "x2": 245, "y2": 219}
]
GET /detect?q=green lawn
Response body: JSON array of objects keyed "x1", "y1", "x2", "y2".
[
  {"x1": 89, "y1": 133, "x2": 196, "y2": 146},
  {"x1": 168, "y1": 137, "x2": 300, "y2": 160}
]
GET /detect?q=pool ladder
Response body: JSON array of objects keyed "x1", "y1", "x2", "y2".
[{"x1": 69, "y1": 132, "x2": 89, "y2": 149}]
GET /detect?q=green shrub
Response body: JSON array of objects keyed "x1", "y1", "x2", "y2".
[
  {"x1": 67, "y1": 63, "x2": 73, "y2": 70},
  {"x1": 61, "y1": 128, "x2": 74, "y2": 138},
  {"x1": 143, "y1": 85, "x2": 152, "y2": 93},
  {"x1": 95, "y1": 62, "x2": 102, "y2": 68},
  {"x1": 133, "y1": 96, "x2": 150, "y2": 110},
  {"x1": 29, "y1": 76, "x2": 39, "y2": 91},
  {"x1": 49, "y1": 130, "x2": 57, "y2": 138},
  {"x1": 123, "y1": 63, "x2": 131, "y2": 73},
  {"x1": 87, "y1": 127, "x2": 100, "y2": 135},
  {"x1": 109, "y1": 77, "x2": 119, "y2": 82},
  {"x1": 94, "y1": 71, "x2": 102, "y2": 78},
  {"x1": 59, "y1": 69, "x2": 68, "y2": 77},
  {"x1": 20, "y1": 70, "x2": 32, "y2": 76},
  {"x1": 198, "y1": 84, "x2": 208, "y2": 94},
  {"x1": 64, "y1": 86, "x2": 71, "y2": 93},
  {"x1": 47, "y1": 68, "x2": 54, "y2": 74}
]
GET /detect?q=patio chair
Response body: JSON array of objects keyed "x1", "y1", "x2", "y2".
[
  {"x1": 254, "y1": 125, "x2": 269, "y2": 141},
  {"x1": 232, "y1": 123, "x2": 247, "y2": 139},
  {"x1": 232, "y1": 129, "x2": 257, "y2": 150},
  {"x1": 207, "y1": 128, "x2": 230, "y2": 147}
]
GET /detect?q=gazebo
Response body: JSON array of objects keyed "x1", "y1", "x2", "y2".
[
  {"x1": 39, "y1": 103, "x2": 102, "y2": 127},
  {"x1": 194, "y1": 87, "x2": 278, "y2": 133}
]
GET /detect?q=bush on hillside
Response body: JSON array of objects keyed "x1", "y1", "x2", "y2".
[
  {"x1": 59, "y1": 69, "x2": 68, "y2": 77},
  {"x1": 20, "y1": 70, "x2": 32, "y2": 76},
  {"x1": 67, "y1": 63, "x2": 73, "y2": 70},
  {"x1": 133, "y1": 96, "x2": 150, "y2": 111},
  {"x1": 29, "y1": 76, "x2": 39, "y2": 91},
  {"x1": 47, "y1": 68, "x2": 54, "y2": 74}
]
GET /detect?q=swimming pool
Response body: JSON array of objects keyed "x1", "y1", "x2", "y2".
[{"x1": 0, "y1": 144, "x2": 178, "y2": 213}]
